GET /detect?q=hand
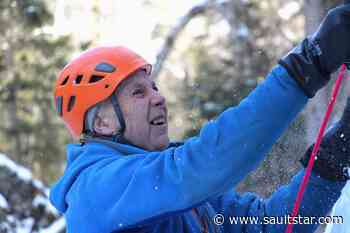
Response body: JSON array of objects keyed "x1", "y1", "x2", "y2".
[
  {"x1": 311, "y1": 4, "x2": 350, "y2": 74},
  {"x1": 300, "y1": 97, "x2": 350, "y2": 181},
  {"x1": 279, "y1": 4, "x2": 350, "y2": 98}
]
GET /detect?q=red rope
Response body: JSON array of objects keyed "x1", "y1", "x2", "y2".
[{"x1": 285, "y1": 64, "x2": 348, "y2": 233}]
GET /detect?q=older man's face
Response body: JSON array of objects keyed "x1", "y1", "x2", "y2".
[{"x1": 116, "y1": 70, "x2": 169, "y2": 151}]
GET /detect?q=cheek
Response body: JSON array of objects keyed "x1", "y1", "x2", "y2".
[
  {"x1": 125, "y1": 103, "x2": 149, "y2": 129},
  {"x1": 122, "y1": 103, "x2": 132, "y2": 115}
]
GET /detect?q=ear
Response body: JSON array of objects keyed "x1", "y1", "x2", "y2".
[{"x1": 93, "y1": 115, "x2": 118, "y2": 136}]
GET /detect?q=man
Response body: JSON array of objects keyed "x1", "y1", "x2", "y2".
[{"x1": 50, "y1": 4, "x2": 350, "y2": 233}]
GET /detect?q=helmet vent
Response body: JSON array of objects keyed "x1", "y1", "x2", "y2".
[
  {"x1": 74, "y1": 75, "x2": 84, "y2": 84},
  {"x1": 89, "y1": 75, "x2": 104, "y2": 83},
  {"x1": 95, "y1": 63, "x2": 116, "y2": 73},
  {"x1": 67, "y1": 96, "x2": 76, "y2": 112},
  {"x1": 61, "y1": 76, "x2": 69, "y2": 86},
  {"x1": 56, "y1": 96, "x2": 63, "y2": 116}
]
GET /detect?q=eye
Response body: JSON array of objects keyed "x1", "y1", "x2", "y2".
[
  {"x1": 132, "y1": 88, "x2": 144, "y2": 96},
  {"x1": 152, "y1": 85, "x2": 159, "y2": 92}
]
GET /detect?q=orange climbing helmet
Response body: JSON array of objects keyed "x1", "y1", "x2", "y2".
[{"x1": 54, "y1": 46, "x2": 151, "y2": 138}]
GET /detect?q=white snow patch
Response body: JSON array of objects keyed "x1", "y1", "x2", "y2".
[
  {"x1": 237, "y1": 24, "x2": 249, "y2": 38},
  {"x1": 32, "y1": 194, "x2": 59, "y2": 215},
  {"x1": 325, "y1": 181, "x2": 350, "y2": 233},
  {"x1": 4, "y1": 216, "x2": 34, "y2": 233},
  {"x1": 0, "y1": 153, "x2": 58, "y2": 215},
  {"x1": 7, "y1": 215, "x2": 15, "y2": 223},
  {"x1": 16, "y1": 218, "x2": 34, "y2": 233},
  {"x1": 0, "y1": 153, "x2": 48, "y2": 193},
  {"x1": 278, "y1": 1, "x2": 301, "y2": 20},
  {"x1": 0, "y1": 193, "x2": 9, "y2": 209},
  {"x1": 33, "y1": 180, "x2": 50, "y2": 196},
  {"x1": 0, "y1": 153, "x2": 32, "y2": 182},
  {"x1": 40, "y1": 217, "x2": 66, "y2": 233},
  {"x1": 32, "y1": 195, "x2": 48, "y2": 207}
]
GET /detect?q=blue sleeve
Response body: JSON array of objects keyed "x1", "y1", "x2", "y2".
[
  {"x1": 69, "y1": 65, "x2": 309, "y2": 229},
  {"x1": 209, "y1": 170, "x2": 345, "y2": 233}
]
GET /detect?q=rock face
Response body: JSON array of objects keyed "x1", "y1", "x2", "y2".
[{"x1": 0, "y1": 154, "x2": 65, "y2": 233}]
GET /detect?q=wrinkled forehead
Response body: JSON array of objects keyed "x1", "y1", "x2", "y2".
[{"x1": 115, "y1": 68, "x2": 154, "y2": 93}]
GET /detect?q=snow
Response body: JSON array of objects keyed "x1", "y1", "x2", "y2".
[
  {"x1": 325, "y1": 181, "x2": 350, "y2": 233},
  {"x1": 0, "y1": 153, "x2": 65, "y2": 232},
  {"x1": 32, "y1": 195, "x2": 48, "y2": 207},
  {"x1": 16, "y1": 218, "x2": 34, "y2": 233},
  {"x1": 0, "y1": 153, "x2": 49, "y2": 195},
  {"x1": 0, "y1": 153, "x2": 59, "y2": 216},
  {"x1": 40, "y1": 217, "x2": 66, "y2": 233},
  {"x1": 0, "y1": 153, "x2": 32, "y2": 182},
  {"x1": 278, "y1": 1, "x2": 301, "y2": 20},
  {"x1": 32, "y1": 194, "x2": 58, "y2": 215},
  {"x1": 0, "y1": 193, "x2": 9, "y2": 209},
  {"x1": 1, "y1": 216, "x2": 35, "y2": 233}
]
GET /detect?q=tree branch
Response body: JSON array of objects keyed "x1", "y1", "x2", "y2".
[{"x1": 151, "y1": 0, "x2": 230, "y2": 80}]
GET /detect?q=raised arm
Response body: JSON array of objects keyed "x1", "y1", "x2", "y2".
[
  {"x1": 208, "y1": 170, "x2": 344, "y2": 233},
  {"x1": 64, "y1": 65, "x2": 308, "y2": 231},
  {"x1": 209, "y1": 97, "x2": 350, "y2": 233}
]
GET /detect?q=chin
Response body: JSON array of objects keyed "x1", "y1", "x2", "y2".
[{"x1": 153, "y1": 137, "x2": 170, "y2": 151}]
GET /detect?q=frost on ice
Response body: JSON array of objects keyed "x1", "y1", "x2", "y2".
[
  {"x1": 325, "y1": 181, "x2": 350, "y2": 233},
  {"x1": 0, "y1": 193, "x2": 9, "y2": 209}
]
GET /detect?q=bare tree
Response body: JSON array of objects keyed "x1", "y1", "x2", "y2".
[{"x1": 151, "y1": 0, "x2": 230, "y2": 80}]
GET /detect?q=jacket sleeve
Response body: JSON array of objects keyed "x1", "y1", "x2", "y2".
[
  {"x1": 208, "y1": 170, "x2": 345, "y2": 233},
  {"x1": 69, "y1": 65, "x2": 309, "y2": 230}
]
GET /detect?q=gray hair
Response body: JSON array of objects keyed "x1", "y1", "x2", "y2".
[
  {"x1": 84, "y1": 98, "x2": 116, "y2": 134},
  {"x1": 84, "y1": 104, "x2": 102, "y2": 134}
]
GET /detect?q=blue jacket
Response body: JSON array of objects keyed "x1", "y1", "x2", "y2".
[{"x1": 50, "y1": 65, "x2": 345, "y2": 233}]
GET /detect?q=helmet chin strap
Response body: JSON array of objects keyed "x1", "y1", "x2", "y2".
[
  {"x1": 82, "y1": 94, "x2": 138, "y2": 148},
  {"x1": 109, "y1": 94, "x2": 136, "y2": 146},
  {"x1": 110, "y1": 94, "x2": 126, "y2": 135}
]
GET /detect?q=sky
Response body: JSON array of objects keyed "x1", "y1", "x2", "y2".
[{"x1": 53, "y1": 0, "x2": 202, "y2": 62}]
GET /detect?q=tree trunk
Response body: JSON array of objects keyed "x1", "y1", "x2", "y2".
[{"x1": 3, "y1": 41, "x2": 22, "y2": 162}]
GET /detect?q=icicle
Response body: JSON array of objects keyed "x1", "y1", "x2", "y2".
[{"x1": 324, "y1": 181, "x2": 350, "y2": 233}]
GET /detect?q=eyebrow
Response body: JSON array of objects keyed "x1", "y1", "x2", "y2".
[{"x1": 130, "y1": 80, "x2": 156, "y2": 89}]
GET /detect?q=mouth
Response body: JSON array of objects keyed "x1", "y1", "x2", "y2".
[{"x1": 150, "y1": 115, "x2": 167, "y2": 126}]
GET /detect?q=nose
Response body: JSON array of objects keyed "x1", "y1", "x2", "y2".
[{"x1": 150, "y1": 90, "x2": 166, "y2": 107}]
